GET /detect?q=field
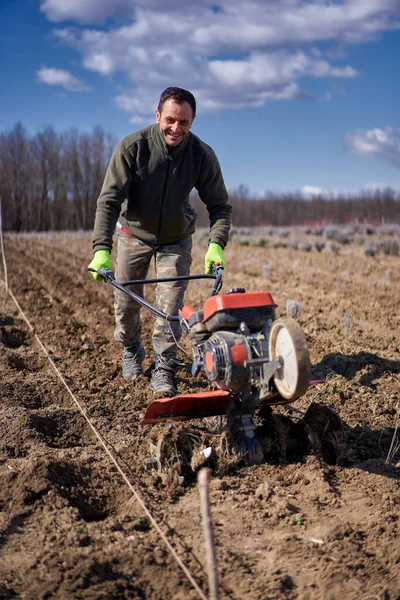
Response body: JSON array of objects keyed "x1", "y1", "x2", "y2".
[{"x1": 0, "y1": 228, "x2": 399, "y2": 600}]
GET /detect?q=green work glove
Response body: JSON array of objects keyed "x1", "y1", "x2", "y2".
[
  {"x1": 88, "y1": 249, "x2": 112, "y2": 281},
  {"x1": 204, "y1": 242, "x2": 225, "y2": 274}
]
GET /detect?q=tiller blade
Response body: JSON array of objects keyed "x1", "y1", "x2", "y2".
[
  {"x1": 140, "y1": 390, "x2": 233, "y2": 425},
  {"x1": 140, "y1": 380, "x2": 325, "y2": 425}
]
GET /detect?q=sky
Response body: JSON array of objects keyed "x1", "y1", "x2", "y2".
[{"x1": 1, "y1": 0, "x2": 400, "y2": 196}]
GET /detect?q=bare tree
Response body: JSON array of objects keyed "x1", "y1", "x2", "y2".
[
  {"x1": 64, "y1": 126, "x2": 114, "y2": 230},
  {"x1": 0, "y1": 123, "x2": 33, "y2": 230}
]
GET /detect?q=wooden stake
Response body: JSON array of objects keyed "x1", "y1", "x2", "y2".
[{"x1": 198, "y1": 468, "x2": 219, "y2": 600}]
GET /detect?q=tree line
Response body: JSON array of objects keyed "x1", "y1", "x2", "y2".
[
  {"x1": 0, "y1": 123, "x2": 116, "y2": 231},
  {"x1": 1, "y1": 123, "x2": 399, "y2": 231},
  {"x1": 191, "y1": 185, "x2": 400, "y2": 228}
]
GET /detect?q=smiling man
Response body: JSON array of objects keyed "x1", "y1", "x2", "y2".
[
  {"x1": 156, "y1": 96, "x2": 193, "y2": 147},
  {"x1": 88, "y1": 87, "x2": 232, "y2": 398}
]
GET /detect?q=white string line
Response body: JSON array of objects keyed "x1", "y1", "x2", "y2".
[
  {"x1": 0, "y1": 200, "x2": 8, "y2": 293},
  {"x1": 0, "y1": 278, "x2": 208, "y2": 600}
]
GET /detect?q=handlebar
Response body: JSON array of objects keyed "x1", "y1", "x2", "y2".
[{"x1": 87, "y1": 265, "x2": 224, "y2": 322}]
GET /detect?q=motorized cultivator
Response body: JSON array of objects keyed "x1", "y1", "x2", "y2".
[{"x1": 90, "y1": 265, "x2": 312, "y2": 464}]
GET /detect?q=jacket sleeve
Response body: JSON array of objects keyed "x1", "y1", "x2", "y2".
[
  {"x1": 195, "y1": 148, "x2": 232, "y2": 249},
  {"x1": 92, "y1": 141, "x2": 136, "y2": 252}
]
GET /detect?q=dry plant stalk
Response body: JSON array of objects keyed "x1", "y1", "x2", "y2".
[
  {"x1": 385, "y1": 399, "x2": 400, "y2": 465},
  {"x1": 198, "y1": 468, "x2": 219, "y2": 600},
  {"x1": 286, "y1": 299, "x2": 300, "y2": 320},
  {"x1": 344, "y1": 313, "x2": 352, "y2": 338}
]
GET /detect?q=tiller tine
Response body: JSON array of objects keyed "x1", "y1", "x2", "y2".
[{"x1": 140, "y1": 390, "x2": 233, "y2": 425}]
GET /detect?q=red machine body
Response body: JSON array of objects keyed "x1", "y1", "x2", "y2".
[
  {"x1": 141, "y1": 286, "x2": 313, "y2": 429},
  {"x1": 94, "y1": 265, "x2": 315, "y2": 463}
]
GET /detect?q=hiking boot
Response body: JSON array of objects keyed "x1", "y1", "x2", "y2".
[
  {"x1": 150, "y1": 367, "x2": 177, "y2": 397},
  {"x1": 150, "y1": 360, "x2": 177, "y2": 398},
  {"x1": 122, "y1": 343, "x2": 145, "y2": 380}
]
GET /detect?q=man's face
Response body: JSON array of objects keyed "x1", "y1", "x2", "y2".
[{"x1": 156, "y1": 99, "x2": 194, "y2": 147}]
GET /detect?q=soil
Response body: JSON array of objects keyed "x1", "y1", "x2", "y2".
[{"x1": 0, "y1": 229, "x2": 399, "y2": 600}]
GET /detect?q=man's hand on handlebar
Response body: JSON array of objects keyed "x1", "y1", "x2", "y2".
[
  {"x1": 204, "y1": 242, "x2": 225, "y2": 274},
  {"x1": 87, "y1": 249, "x2": 112, "y2": 281}
]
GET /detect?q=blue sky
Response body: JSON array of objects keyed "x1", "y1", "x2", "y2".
[{"x1": 1, "y1": 0, "x2": 400, "y2": 196}]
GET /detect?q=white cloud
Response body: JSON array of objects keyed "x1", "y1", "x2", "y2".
[
  {"x1": 40, "y1": 0, "x2": 400, "y2": 120},
  {"x1": 37, "y1": 66, "x2": 91, "y2": 92},
  {"x1": 40, "y1": 0, "x2": 134, "y2": 24},
  {"x1": 363, "y1": 182, "x2": 400, "y2": 192},
  {"x1": 301, "y1": 185, "x2": 368, "y2": 197},
  {"x1": 41, "y1": 0, "x2": 400, "y2": 42},
  {"x1": 346, "y1": 127, "x2": 400, "y2": 167},
  {"x1": 208, "y1": 51, "x2": 357, "y2": 87},
  {"x1": 302, "y1": 185, "x2": 330, "y2": 197}
]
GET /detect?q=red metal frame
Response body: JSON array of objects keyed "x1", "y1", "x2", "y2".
[{"x1": 203, "y1": 291, "x2": 276, "y2": 321}]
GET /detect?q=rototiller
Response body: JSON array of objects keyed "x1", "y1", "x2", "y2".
[{"x1": 91, "y1": 265, "x2": 311, "y2": 464}]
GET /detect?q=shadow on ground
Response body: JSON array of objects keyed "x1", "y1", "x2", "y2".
[{"x1": 312, "y1": 351, "x2": 400, "y2": 385}]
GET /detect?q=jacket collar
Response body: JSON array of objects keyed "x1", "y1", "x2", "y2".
[{"x1": 151, "y1": 123, "x2": 190, "y2": 157}]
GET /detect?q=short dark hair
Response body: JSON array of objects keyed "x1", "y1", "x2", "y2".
[{"x1": 158, "y1": 87, "x2": 196, "y2": 119}]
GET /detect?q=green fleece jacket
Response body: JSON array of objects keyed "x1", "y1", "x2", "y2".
[{"x1": 92, "y1": 124, "x2": 232, "y2": 252}]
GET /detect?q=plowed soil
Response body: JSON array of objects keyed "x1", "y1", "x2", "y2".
[{"x1": 0, "y1": 230, "x2": 399, "y2": 600}]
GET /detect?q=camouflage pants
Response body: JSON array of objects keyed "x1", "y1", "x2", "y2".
[{"x1": 114, "y1": 228, "x2": 192, "y2": 362}]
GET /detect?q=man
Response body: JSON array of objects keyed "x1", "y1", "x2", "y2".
[{"x1": 88, "y1": 87, "x2": 232, "y2": 397}]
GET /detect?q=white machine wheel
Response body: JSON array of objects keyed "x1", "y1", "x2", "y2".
[{"x1": 268, "y1": 317, "x2": 311, "y2": 400}]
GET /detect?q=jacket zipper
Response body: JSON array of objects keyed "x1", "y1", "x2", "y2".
[{"x1": 156, "y1": 154, "x2": 172, "y2": 243}]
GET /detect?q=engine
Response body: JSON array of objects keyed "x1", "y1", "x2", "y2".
[
  {"x1": 202, "y1": 331, "x2": 253, "y2": 390},
  {"x1": 181, "y1": 287, "x2": 277, "y2": 391}
]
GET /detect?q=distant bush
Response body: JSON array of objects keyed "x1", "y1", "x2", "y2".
[
  {"x1": 363, "y1": 239, "x2": 399, "y2": 257},
  {"x1": 377, "y1": 239, "x2": 399, "y2": 256},
  {"x1": 323, "y1": 227, "x2": 352, "y2": 245}
]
